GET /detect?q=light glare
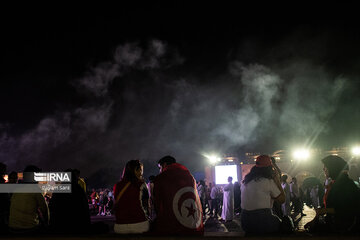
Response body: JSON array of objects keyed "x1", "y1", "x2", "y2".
[
  {"x1": 293, "y1": 149, "x2": 310, "y2": 161},
  {"x1": 352, "y1": 146, "x2": 360, "y2": 156},
  {"x1": 204, "y1": 154, "x2": 221, "y2": 164}
]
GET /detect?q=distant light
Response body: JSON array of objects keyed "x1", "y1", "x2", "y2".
[
  {"x1": 240, "y1": 162, "x2": 243, "y2": 165},
  {"x1": 204, "y1": 154, "x2": 221, "y2": 164},
  {"x1": 228, "y1": 159, "x2": 233, "y2": 162},
  {"x1": 293, "y1": 149, "x2": 310, "y2": 161},
  {"x1": 275, "y1": 157, "x2": 281, "y2": 160},
  {"x1": 352, "y1": 146, "x2": 360, "y2": 157}
]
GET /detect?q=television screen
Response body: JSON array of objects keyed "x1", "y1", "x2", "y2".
[{"x1": 215, "y1": 165, "x2": 238, "y2": 184}]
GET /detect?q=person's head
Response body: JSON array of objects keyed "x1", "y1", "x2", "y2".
[
  {"x1": 321, "y1": 155, "x2": 348, "y2": 179},
  {"x1": 73, "y1": 169, "x2": 80, "y2": 179},
  {"x1": 0, "y1": 162, "x2": 7, "y2": 177},
  {"x1": 200, "y1": 180, "x2": 205, "y2": 186},
  {"x1": 256, "y1": 155, "x2": 273, "y2": 168},
  {"x1": 157, "y1": 155, "x2": 176, "y2": 173},
  {"x1": 122, "y1": 159, "x2": 144, "y2": 183},
  {"x1": 281, "y1": 174, "x2": 288, "y2": 183},
  {"x1": 228, "y1": 176, "x2": 233, "y2": 183},
  {"x1": 148, "y1": 175, "x2": 155, "y2": 183},
  {"x1": 8, "y1": 171, "x2": 18, "y2": 183},
  {"x1": 23, "y1": 165, "x2": 42, "y2": 183},
  {"x1": 292, "y1": 177, "x2": 297, "y2": 183},
  {"x1": 65, "y1": 168, "x2": 81, "y2": 185}
]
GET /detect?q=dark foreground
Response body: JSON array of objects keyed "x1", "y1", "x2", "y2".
[{"x1": 1, "y1": 206, "x2": 358, "y2": 239}]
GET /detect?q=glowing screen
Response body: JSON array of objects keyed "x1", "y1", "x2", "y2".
[{"x1": 215, "y1": 165, "x2": 238, "y2": 184}]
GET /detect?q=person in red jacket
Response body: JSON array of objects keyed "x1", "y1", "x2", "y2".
[
  {"x1": 153, "y1": 156, "x2": 204, "y2": 235},
  {"x1": 113, "y1": 160, "x2": 149, "y2": 234}
]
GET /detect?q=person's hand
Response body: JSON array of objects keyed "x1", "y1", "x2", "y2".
[{"x1": 272, "y1": 169, "x2": 280, "y2": 182}]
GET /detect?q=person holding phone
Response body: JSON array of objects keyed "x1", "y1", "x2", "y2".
[{"x1": 240, "y1": 155, "x2": 285, "y2": 234}]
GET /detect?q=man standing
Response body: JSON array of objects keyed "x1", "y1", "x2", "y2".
[
  {"x1": 153, "y1": 156, "x2": 204, "y2": 235},
  {"x1": 209, "y1": 182, "x2": 219, "y2": 217},
  {"x1": 221, "y1": 176, "x2": 234, "y2": 222},
  {"x1": 290, "y1": 177, "x2": 303, "y2": 216}
]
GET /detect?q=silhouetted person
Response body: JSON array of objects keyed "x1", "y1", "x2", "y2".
[
  {"x1": 197, "y1": 180, "x2": 206, "y2": 216},
  {"x1": 233, "y1": 181, "x2": 241, "y2": 215},
  {"x1": 7, "y1": 171, "x2": 18, "y2": 184},
  {"x1": 281, "y1": 175, "x2": 291, "y2": 216},
  {"x1": 210, "y1": 182, "x2": 219, "y2": 217},
  {"x1": 73, "y1": 169, "x2": 86, "y2": 193},
  {"x1": 9, "y1": 165, "x2": 49, "y2": 233},
  {"x1": 0, "y1": 162, "x2": 10, "y2": 232},
  {"x1": 305, "y1": 155, "x2": 360, "y2": 233},
  {"x1": 290, "y1": 177, "x2": 304, "y2": 216},
  {"x1": 49, "y1": 168, "x2": 91, "y2": 234},
  {"x1": 147, "y1": 175, "x2": 156, "y2": 221}
]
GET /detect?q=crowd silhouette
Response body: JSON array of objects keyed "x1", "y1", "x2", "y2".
[{"x1": 1, "y1": 154, "x2": 360, "y2": 236}]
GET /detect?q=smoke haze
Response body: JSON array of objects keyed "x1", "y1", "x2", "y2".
[{"x1": 1, "y1": 23, "x2": 359, "y2": 187}]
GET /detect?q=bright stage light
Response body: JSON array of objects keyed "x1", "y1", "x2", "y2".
[
  {"x1": 292, "y1": 149, "x2": 310, "y2": 161},
  {"x1": 352, "y1": 146, "x2": 360, "y2": 157},
  {"x1": 204, "y1": 154, "x2": 221, "y2": 164}
]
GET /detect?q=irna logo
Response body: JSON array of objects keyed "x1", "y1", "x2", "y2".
[{"x1": 34, "y1": 172, "x2": 71, "y2": 182}]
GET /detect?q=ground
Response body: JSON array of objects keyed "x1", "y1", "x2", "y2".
[
  {"x1": 3, "y1": 206, "x2": 359, "y2": 239},
  {"x1": 91, "y1": 205, "x2": 316, "y2": 236}
]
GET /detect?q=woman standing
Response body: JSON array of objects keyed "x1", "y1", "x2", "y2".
[
  {"x1": 113, "y1": 160, "x2": 150, "y2": 234},
  {"x1": 241, "y1": 155, "x2": 285, "y2": 234}
]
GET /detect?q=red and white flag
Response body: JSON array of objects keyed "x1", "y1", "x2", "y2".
[{"x1": 153, "y1": 163, "x2": 204, "y2": 235}]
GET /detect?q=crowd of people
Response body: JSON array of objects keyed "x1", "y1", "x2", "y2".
[
  {"x1": 89, "y1": 188, "x2": 114, "y2": 216},
  {"x1": 0, "y1": 156, "x2": 204, "y2": 235},
  {"x1": 1, "y1": 154, "x2": 360, "y2": 236}
]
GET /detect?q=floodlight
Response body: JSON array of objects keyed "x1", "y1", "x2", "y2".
[
  {"x1": 352, "y1": 146, "x2": 360, "y2": 157},
  {"x1": 292, "y1": 149, "x2": 310, "y2": 161},
  {"x1": 204, "y1": 154, "x2": 221, "y2": 164}
]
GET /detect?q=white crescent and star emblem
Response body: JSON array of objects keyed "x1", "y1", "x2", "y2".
[{"x1": 172, "y1": 186, "x2": 202, "y2": 229}]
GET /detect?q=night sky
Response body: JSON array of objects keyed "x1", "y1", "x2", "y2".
[{"x1": 1, "y1": 3, "x2": 360, "y2": 185}]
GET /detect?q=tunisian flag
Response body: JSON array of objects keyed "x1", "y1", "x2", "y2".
[{"x1": 153, "y1": 163, "x2": 204, "y2": 235}]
